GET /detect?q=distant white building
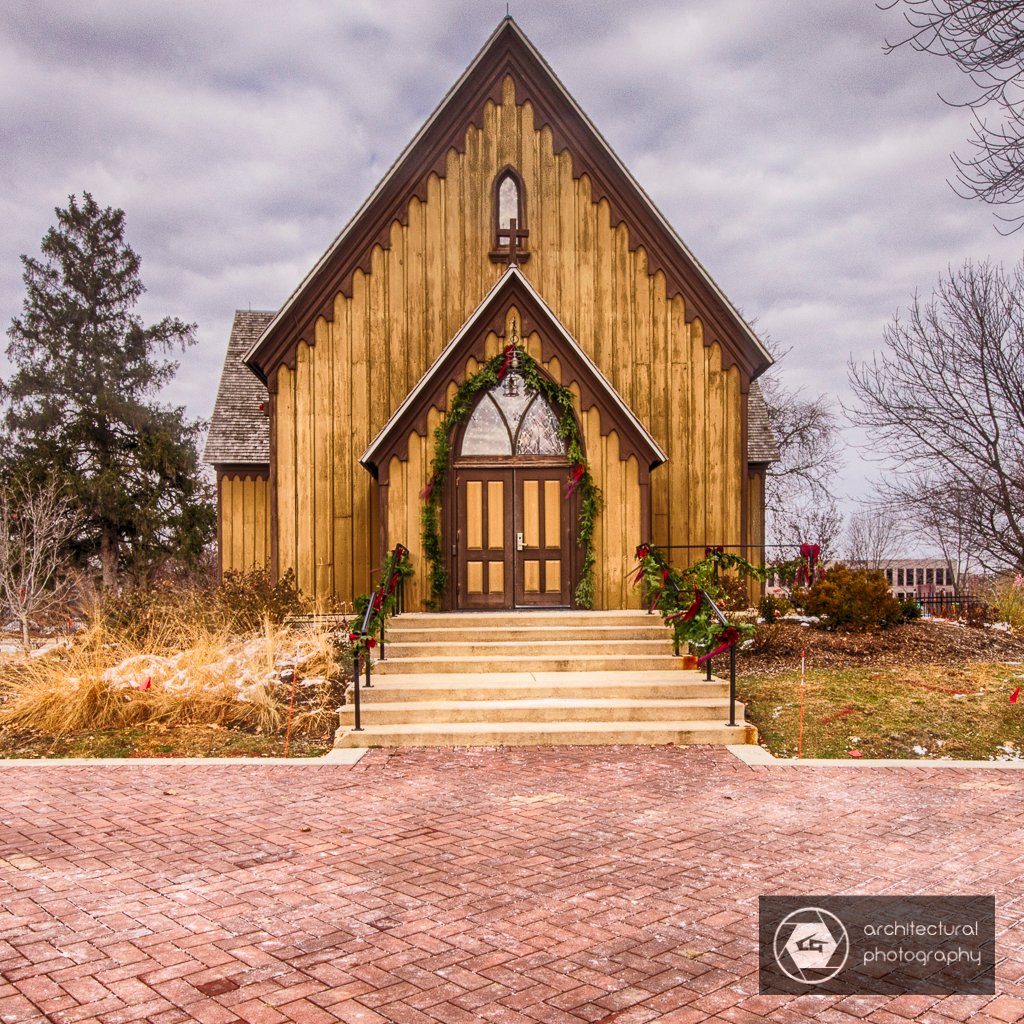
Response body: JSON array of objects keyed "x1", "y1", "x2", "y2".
[{"x1": 879, "y1": 559, "x2": 956, "y2": 601}]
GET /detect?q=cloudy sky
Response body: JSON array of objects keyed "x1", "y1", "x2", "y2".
[{"x1": 2, "y1": 0, "x2": 1021, "y2": 529}]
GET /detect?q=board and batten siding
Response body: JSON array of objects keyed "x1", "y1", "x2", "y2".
[
  {"x1": 218, "y1": 471, "x2": 270, "y2": 575},
  {"x1": 272, "y1": 77, "x2": 746, "y2": 608}
]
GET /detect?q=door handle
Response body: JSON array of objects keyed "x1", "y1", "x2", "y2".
[{"x1": 516, "y1": 532, "x2": 524, "y2": 551}]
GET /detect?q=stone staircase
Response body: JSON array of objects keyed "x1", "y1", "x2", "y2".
[{"x1": 334, "y1": 610, "x2": 757, "y2": 748}]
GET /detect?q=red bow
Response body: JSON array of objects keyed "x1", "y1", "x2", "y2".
[
  {"x1": 564, "y1": 464, "x2": 585, "y2": 499},
  {"x1": 697, "y1": 627, "x2": 741, "y2": 665},
  {"x1": 420, "y1": 476, "x2": 436, "y2": 501},
  {"x1": 635, "y1": 544, "x2": 650, "y2": 560},
  {"x1": 667, "y1": 588, "x2": 703, "y2": 624}
]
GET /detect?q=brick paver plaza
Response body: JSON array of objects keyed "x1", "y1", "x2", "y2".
[{"x1": 1, "y1": 747, "x2": 1023, "y2": 1024}]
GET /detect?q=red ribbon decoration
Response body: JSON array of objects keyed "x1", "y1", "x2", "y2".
[
  {"x1": 420, "y1": 476, "x2": 436, "y2": 501},
  {"x1": 497, "y1": 343, "x2": 516, "y2": 381},
  {"x1": 796, "y1": 542, "x2": 821, "y2": 586},
  {"x1": 697, "y1": 626, "x2": 741, "y2": 666},
  {"x1": 666, "y1": 587, "x2": 703, "y2": 624},
  {"x1": 635, "y1": 544, "x2": 650, "y2": 560},
  {"x1": 704, "y1": 545, "x2": 724, "y2": 557},
  {"x1": 564, "y1": 464, "x2": 585, "y2": 499}
]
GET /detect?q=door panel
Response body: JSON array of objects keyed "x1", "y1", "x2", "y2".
[
  {"x1": 514, "y1": 468, "x2": 571, "y2": 607},
  {"x1": 456, "y1": 469, "x2": 512, "y2": 608}
]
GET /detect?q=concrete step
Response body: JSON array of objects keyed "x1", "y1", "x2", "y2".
[
  {"x1": 349, "y1": 672, "x2": 728, "y2": 702},
  {"x1": 381, "y1": 639, "x2": 671, "y2": 658},
  {"x1": 334, "y1": 718, "x2": 756, "y2": 748},
  {"x1": 374, "y1": 654, "x2": 687, "y2": 674},
  {"x1": 339, "y1": 696, "x2": 744, "y2": 725},
  {"x1": 387, "y1": 610, "x2": 658, "y2": 628},
  {"x1": 386, "y1": 625, "x2": 672, "y2": 643}
]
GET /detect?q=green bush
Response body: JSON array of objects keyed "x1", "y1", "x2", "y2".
[
  {"x1": 799, "y1": 563, "x2": 908, "y2": 631},
  {"x1": 900, "y1": 598, "x2": 922, "y2": 621},
  {"x1": 759, "y1": 594, "x2": 791, "y2": 624}
]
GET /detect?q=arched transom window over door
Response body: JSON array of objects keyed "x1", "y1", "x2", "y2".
[
  {"x1": 460, "y1": 374, "x2": 565, "y2": 457},
  {"x1": 454, "y1": 370, "x2": 572, "y2": 610}
]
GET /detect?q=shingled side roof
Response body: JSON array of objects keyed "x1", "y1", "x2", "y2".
[
  {"x1": 747, "y1": 381, "x2": 780, "y2": 464},
  {"x1": 203, "y1": 311, "x2": 273, "y2": 466}
]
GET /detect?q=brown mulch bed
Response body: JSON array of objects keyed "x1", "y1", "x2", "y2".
[{"x1": 742, "y1": 619, "x2": 1024, "y2": 676}]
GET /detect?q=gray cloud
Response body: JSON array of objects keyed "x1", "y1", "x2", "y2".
[{"x1": 2, "y1": 0, "x2": 1020, "y2": 527}]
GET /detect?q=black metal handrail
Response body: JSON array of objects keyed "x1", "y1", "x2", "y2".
[
  {"x1": 637, "y1": 545, "x2": 737, "y2": 729},
  {"x1": 350, "y1": 543, "x2": 408, "y2": 733}
]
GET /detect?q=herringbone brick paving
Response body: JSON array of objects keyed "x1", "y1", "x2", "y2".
[{"x1": 1, "y1": 746, "x2": 1022, "y2": 1023}]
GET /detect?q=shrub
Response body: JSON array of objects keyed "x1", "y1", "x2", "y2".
[
  {"x1": 799, "y1": 563, "x2": 908, "y2": 631},
  {"x1": 759, "y1": 594, "x2": 790, "y2": 624},
  {"x1": 987, "y1": 573, "x2": 1024, "y2": 629},
  {"x1": 900, "y1": 598, "x2": 922, "y2": 621},
  {"x1": 217, "y1": 568, "x2": 309, "y2": 632},
  {"x1": 101, "y1": 567, "x2": 313, "y2": 642}
]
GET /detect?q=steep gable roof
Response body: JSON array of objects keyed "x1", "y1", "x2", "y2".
[
  {"x1": 203, "y1": 310, "x2": 272, "y2": 466},
  {"x1": 361, "y1": 267, "x2": 667, "y2": 482},
  {"x1": 243, "y1": 17, "x2": 772, "y2": 384}
]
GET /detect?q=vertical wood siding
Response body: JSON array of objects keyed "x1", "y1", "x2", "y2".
[
  {"x1": 273, "y1": 77, "x2": 746, "y2": 607},
  {"x1": 219, "y1": 473, "x2": 270, "y2": 574}
]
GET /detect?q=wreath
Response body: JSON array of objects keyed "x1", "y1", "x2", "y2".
[{"x1": 420, "y1": 340, "x2": 602, "y2": 610}]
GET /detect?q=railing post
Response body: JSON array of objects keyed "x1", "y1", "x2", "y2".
[
  {"x1": 352, "y1": 652, "x2": 362, "y2": 731},
  {"x1": 364, "y1": 644, "x2": 372, "y2": 688},
  {"x1": 728, "y1": 644, "x2": 737, "y2": 727},
  {"x1": 380, "y1": 616, "x2": 386, "y2": 661},
  {"x1": 705, "y1": 656, "x2": 712, "y2": 682}
]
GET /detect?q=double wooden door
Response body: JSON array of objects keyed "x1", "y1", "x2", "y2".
[{"x1": 455, "y1": 466, "x2": 571, "y2": 609}]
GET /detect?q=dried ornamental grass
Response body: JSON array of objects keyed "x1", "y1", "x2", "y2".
[{"x1": 0, "y1": 619, "x2": 346, "y2": 737}]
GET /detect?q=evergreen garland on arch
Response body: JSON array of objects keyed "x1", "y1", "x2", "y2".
[{"x1": 419, "y1": 343, "x2": 603, "y2": 610}]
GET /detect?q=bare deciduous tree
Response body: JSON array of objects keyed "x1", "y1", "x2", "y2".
[
  {"x1": 0, "y1": 478, "x2": 80, "y2": 650},
  {"x1": 845, "y1": 509, "x2": 905, "y2": 569},
  {"x1": 882, "y1": 0, "x2": 1024, "y2": 228},
  {"x1": 772, "y1": 494, "x2": 845, "y2": 565},
  {"x1": 848, "y1": 257, "x2": 1024, "y2": 572},
  {"x1": 879, "y1": 475, "x2": 985, "y2": 593},
  {"x1": 758, "y1": 341, "x2": 842, "y2": 548}
]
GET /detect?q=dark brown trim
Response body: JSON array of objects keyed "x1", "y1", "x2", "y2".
[
  {"x1": 369, "y1": 271, "x2": 664, "y2": 482},
  {"x1": 268, "y1": 393, "x2": 279, "y2": 585},
  {"x1": 214, "y1": 464, "x2": 270, "y2": 481},
  {"x1": 245, "y1": 22, "x2": 770, "y2": 386},
  {"x1": 740, "y1": 383, "x2": 749, "y2": 560},
  {"x1": 639, "y1": 465, "x2": 651, "y2": 546}
]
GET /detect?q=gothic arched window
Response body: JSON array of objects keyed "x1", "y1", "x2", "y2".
[
  {"x1": 460, "y1": 374, "x2": 564, "y2": 457},
  {"x1": 491, "y1": 168, "x2": 529, "y2": 264}
]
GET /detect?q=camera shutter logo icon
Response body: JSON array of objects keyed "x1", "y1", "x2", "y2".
[{"x1": 773, "y1": 907, "x2": 850, "y2": 984}]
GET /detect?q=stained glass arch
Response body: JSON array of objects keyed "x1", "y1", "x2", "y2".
[{"x1": 460, "y1": 374, "x2": 566, "y2": 457}]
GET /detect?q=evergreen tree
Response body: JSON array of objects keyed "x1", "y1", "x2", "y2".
[{"x1": 1, "y1": 193, "x2": 214, "y2": 591}]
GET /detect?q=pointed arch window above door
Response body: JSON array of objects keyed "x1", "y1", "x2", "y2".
[{"x1": 460, "y1": 376, "x2": 565, "y2": 457}]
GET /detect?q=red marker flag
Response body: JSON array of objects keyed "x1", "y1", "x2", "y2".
[
  {"x1": 1011, "y1": 687, "x2": 1020, "y2": 704},
  {"x1": 139, "y1": 676, "x2": 151, "y2": 691}
]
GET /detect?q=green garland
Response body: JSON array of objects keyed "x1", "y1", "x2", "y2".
[
  {"x1": 634, "y1": 545, "x2": 767, "y2": 654},
  {"x1": 349, "y1": 546, "x2": 415, "y2": 654},
  {"x1": 420, "y1": 344, "x2": 603, "y2": 609}
]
